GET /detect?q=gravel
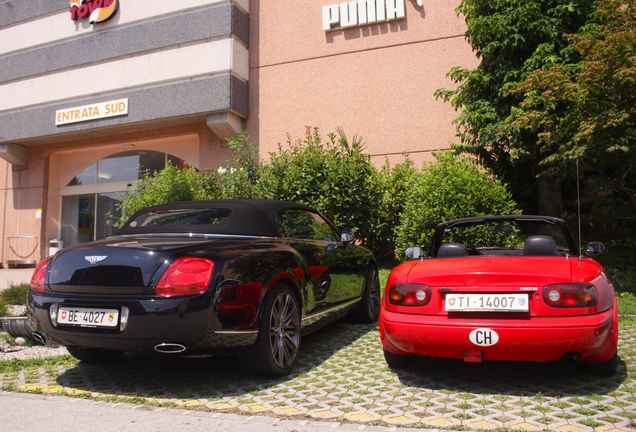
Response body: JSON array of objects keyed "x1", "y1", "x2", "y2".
[{"x1": 0, "y1": 333, "x2": 68, "y2": 361}]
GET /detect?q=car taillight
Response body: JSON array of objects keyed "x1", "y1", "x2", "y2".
[
  {"x1": 387, "y1": 283, "x2": 432, "y2": 306},
  {"x1": 30, "y1": 257, "x2": 51, "y2": 292},
  {"x1": 156, "y1": 257, "x2": 214, "y2": 297},
  {"x1": 543, "y1": 283, "x2": 598, "y2": 308}
]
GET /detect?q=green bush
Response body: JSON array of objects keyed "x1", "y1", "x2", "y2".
[
  {"x1": 373, "y1": 158, "x2": 419, "y2": 262},
  {"x1": 112, "y1": 130, "x2": 521, "y2": 264},
  {"x1": 217, "y1": 132, "x2": 260, "y2": 199},
  {"x1": 114, "y1": 162, "x2": 221, "y2": 227},
  {"x1": 0, "y1": 282, "x2": 29, "y2": 316},
  {"x1": 258, "y1": 127, "x2": 383, "y2": 254},
  {"x1": 113, "y1": 132, "x2": 260, "y2": 227},
  {"x1": 394, "y1": 152, "x2": 520, "y2": 257}
]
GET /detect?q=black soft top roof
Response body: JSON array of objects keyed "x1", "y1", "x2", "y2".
[{"x1": 115, "y1": 199, "x2": 321, "y2": 237}]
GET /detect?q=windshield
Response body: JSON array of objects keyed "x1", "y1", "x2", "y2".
[{"x1": 439, "y1": 219, "x2": 573, "y2": 256}]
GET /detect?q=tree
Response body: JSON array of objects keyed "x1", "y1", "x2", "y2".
[
  {"x1": 512, "y1": 0, "x2": 636, "y2": 230},
  {"x1": 436, "y1": 0, "x2": 595, "y2": 215}
]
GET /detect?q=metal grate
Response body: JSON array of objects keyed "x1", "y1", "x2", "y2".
[{"x1": 68, "y1": 265, "x2": 145, "y2": 287}]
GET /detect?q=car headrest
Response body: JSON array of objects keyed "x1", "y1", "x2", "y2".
[
  {"x1": 523, "y1": 235, "x2": 559, "y2": 256},
  {"x1": 437, "y1": 243, "x2": 469, "y2": 258}
]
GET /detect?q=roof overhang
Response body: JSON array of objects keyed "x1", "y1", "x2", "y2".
[{"x1": 0, "y1": 143, "x2": 28, "y2": 167}]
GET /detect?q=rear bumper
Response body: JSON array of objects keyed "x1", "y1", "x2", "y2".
[
  {"x1": 380, "y1": 308, "x2": 617, "y2": 362},
  {"x1": 28, "y1": 289, "x2": 257, "y2": 353}
]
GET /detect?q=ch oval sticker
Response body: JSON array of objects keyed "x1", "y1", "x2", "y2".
[{"x1": 469, "y1": 328, "x2": 499, "y2": 347}]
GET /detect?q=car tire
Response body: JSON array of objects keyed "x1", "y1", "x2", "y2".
[
  {"x1": 383, "y1": 349, "x2": 413, "y2": 369},
  {"x1": 586, "y1": 351, "x2": 618, "y2": 376},
  {"x1": 238, "y1": 284, "x2": 301, "y2": 377},
  {"x1": 352, "y1": 264, "x2": 381, "y2": 323},
  {"x1": 66, "y1": 346, "x2": 124, "y2": 363}
]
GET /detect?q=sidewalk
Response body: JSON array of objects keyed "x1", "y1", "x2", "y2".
[{"x1": 0, "y1": 267, "x2": 35, "y2": 291}]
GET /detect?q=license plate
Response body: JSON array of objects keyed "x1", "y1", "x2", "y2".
[
  {"x1": 57, "y1": 307, "x2": 119, "y2": 327},
  {"x1": 445, "y1": 293, "x2": 528, "y2": 312}
]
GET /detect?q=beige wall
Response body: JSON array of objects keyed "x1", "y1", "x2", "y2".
[
  {"x1": 0, "y1": 0, "x2": 479, "y2": 267},
  {"x1": 248, "y1": 0, "x2": 478, "y2": 168}
]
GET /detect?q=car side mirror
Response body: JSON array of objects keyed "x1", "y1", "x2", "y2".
[
  {"x1": 341, "y1": 230, "x2": 355, "y2": 244},
  {"x1": 405, "y1": 247, "x2": 424, "y2": 260},
  {"x1": 585, "y1": 242, "x2": 605, "y2": 256}
]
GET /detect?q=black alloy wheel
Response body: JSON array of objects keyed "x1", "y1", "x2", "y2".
[{"x1": 239, "y1": 284, "x2": 301, "y2": 377}]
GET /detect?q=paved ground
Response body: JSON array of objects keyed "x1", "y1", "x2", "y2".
[
  {"x1": 2, "y1": 320, "x2": 635, "y2": 432},
  {"x1": 0, "y1": 267, "x2": 34, "y2": 291},
  {"x1": 0, "y1": 391, "x2": 439, "y2": 432}
]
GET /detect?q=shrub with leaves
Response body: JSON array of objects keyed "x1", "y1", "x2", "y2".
[
  {"x1": 258, "y1": 127, "x2": 383, "y2": 253},
  {"x1": 0, "y1": 282, "x2": 29, "y2": 316},
  {"x1": 373, "y1": 157, "x2": 419, "y2": 262},
  {"x1": 111, "y1": 130, "x2": 520, "y2": 265},
  {"x1": 217, "y1": 131, "x2": 261, "y2": 199},
  {"x1": 113, "y1": 162, "x2": 221, "y2": 227},
  {"x1": 113, "y1": 132, "x2": 260, "y2": 228},
  {"x1": 394, "y1": 152, "x2": 520, "y2": 257}
]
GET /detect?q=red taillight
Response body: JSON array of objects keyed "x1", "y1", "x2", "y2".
[
  {"x1": 156, "y1": 257, "x2": 214, "y2": 297},
  {"x1": 387, "y1": 283, "x2": 432, "y2": 306},
  {"x1": 30, "y1": 258, "x2": 51, "y2": 292},
  {"x1": 543, "y1": 283, "x2": 598, "y2": 308}
]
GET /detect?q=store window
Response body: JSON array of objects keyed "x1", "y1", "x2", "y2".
[{"x1": 61, "y1": 150, "x2": 185, "y2": 246}]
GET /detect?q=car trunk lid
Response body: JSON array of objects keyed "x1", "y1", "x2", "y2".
[
  {"x1": 407, "y1": 256, "x2": 572, "y2": 288},
  {"x1": 46, "y1": 236, "x2": 231, "y2": 294}
]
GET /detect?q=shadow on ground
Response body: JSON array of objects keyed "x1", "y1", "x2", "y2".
[
  {"x1": 54, "y1": 322, "x2": 625, "y2": 401},
  {"x1": 393, "y1": 355, "x2": 625, "y2": 397},
  {"x1": 54, "y1": 322, "x2": 377, "y2": 399}
]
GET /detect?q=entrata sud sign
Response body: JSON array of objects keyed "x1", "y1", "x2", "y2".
[
  {"x1": 55, "y1": 99, "x2": 129, "y2": 126},
  {"x1": 69, "y1": 0, "x2": 119, "y2": 24}
]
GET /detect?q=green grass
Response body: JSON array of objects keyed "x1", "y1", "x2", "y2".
[
  {"x1": 0, "y1": 356, "x2": 76, "y2": 373},
  {"x1": 608, "y1": 268, "x2": 636, "y2": 315},
  {"x1": 617, "y1": 292, "x2": 636, "y2": 315}
]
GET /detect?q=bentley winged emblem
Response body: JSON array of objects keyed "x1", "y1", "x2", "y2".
[{"x1": 85, "y1": 255, "x2": 107, "y2": 265}]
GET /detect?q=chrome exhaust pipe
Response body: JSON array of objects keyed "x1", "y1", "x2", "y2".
[
  {"x1": 154, "y1": 343, "x2": 186, "y2": 354},
  {"x1": 32, "y1": 332, "x2": 46, "y2": 345},
  {"x1": 561, "y1": 352, "x2": 580, "y2": 367}
]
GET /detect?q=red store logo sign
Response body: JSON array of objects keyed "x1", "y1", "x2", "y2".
[{"x1": 70, "y1": 0, "x2": 119, "y2": 24}]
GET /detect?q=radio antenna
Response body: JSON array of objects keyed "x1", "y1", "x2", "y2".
[{"x1": 576, "y1": 144, "x2": 582, "y2": 259}]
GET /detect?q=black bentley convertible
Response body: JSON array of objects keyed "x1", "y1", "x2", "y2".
[{"x1": 28, "y1": 200, "x2": 380, "y2": 377}]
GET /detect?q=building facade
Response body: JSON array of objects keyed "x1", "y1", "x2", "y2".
[{"x1": 0, "y1": 0, "x2": 477, "y2": 267}]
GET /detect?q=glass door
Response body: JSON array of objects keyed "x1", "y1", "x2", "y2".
[{"x1": 59, "y1": 150, "x2": 186, "y2": 247}]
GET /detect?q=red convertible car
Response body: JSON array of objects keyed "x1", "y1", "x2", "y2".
[{"x1": 380, "y1": 215, "x2": 619, "y2": 375}]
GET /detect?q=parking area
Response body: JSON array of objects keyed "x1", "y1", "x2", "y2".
[{"x1": 2, "y1": 320, "x2": 635, "y2": 431}]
